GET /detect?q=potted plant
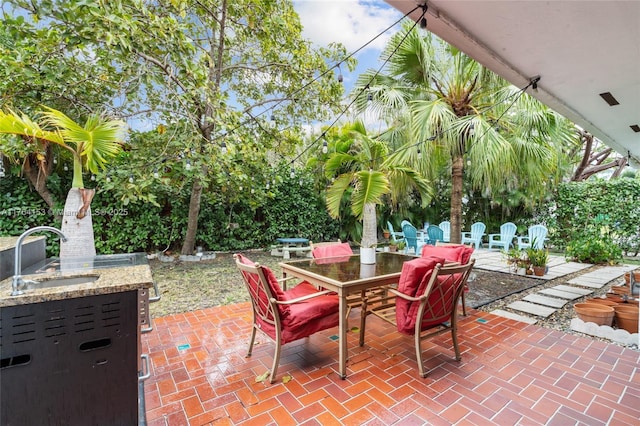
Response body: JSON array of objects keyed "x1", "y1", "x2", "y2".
[
  {"x1": 396, "y1": 240, "x2": 406, "y2": 253},
  {"x1": 388, "y1": 240, "x2": 398, "y2": 252},
  {"x1": 0, "y1": 107, "x2": 126, "y2": 258},
  {"x1": 360, "y1": 243, "x2": 377, "y2": 264},
  {"x1": 527, "y1": 247, "x2": 548, "y2": 276},
  {"x1": 323, "y1": 121, "x2": 431, "y2": 265},
  {"x1": 382, "y1": 228, "x2": 391, "y2": 239},
  {"x1": 516, "y1": 255, "x2": 530, "y2": 275},
  {"x1": 502, "y1": 247, "x2": 522, "y2": 273}
]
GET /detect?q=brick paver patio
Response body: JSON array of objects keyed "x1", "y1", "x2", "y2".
[{"x1": 142, "y1": 303, "x2": 639, "y2": 425}]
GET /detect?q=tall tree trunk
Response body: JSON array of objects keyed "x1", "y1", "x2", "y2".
[
  {"x1": 181, "y1": 177, "x2": 203, "y2": 255},
  {"x1": 361, "y1": 202, "x2": 377, "y2": 249},
  {"x1": 60, "y1": 188, "x2": 96, "y2": 260},
  {"x1": 22, "y1": 151, "x2": 61, "y2": 221},
  {"x1": 449, "y1": 155, "x2": 464, "y2": 244},
  {"x1": 180, "y1": 0, "x2": 226, "y2": 255}
]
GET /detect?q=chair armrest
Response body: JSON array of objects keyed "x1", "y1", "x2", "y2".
[
  {"x1": 517, "y1": 236, "x2": 530, "y2": 243},
  {"x1": 387, "y1": 288, "x2": 424, "y2": 303},
  {"x1": 488, "y1": 233, "x2": 500, "y2": 241},
  {"x1": 277, "y1": 275, "x2": 298, "y2": 290},
  {"x1": 273, "y1": 289, "x2": 334, "y2": 305}
]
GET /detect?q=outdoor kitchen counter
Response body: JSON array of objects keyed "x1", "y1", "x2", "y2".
[{"x1": 0, "y1": 263, "x2": 153, "y2": 307}]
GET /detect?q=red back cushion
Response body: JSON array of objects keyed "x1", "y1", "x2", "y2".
[
  {"x1": 236, "y1": 254, "x2": 290, "y2": 319},
  {"x1": 396, "y1": 256, "x2": 445, "y2": 334},
  {"x1": 421, "y1": 244, "x2": 474, "y2": 264},
  {"x1": 312, "y1": 242, "x2": 353, "y2": 259}
]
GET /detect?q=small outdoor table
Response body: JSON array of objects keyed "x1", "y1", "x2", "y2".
[
  {"x1": 280, "y1": 252, "x2": 417, "y2": 379},
  {"x1": 275, "y1": 237, "x2": 311, "y2": 259}
]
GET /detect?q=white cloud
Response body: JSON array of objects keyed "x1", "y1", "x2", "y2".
[{"x1": 293, "y1": 0, "x2": 402, "y2": 52}]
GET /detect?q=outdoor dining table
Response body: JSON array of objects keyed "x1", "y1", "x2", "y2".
[{"x1": 280, "y1": 252, "x2": 417, "y2": 379}]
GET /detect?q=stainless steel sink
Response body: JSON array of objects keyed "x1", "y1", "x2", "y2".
[
  {"x1": 24, "y1": 252, "x2": 148, "y2": 274},
  {"x1": 23, "y1": 275, "x2": 100, "y2": 290}
]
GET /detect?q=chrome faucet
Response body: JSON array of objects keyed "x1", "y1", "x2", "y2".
[{"x1": 12, "y1": 226, "x2": 68, "y2": 296}]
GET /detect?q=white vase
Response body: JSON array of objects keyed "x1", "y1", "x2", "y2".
[{"x1": 360, "y1": 247, "x2": 376, "y2": 264}]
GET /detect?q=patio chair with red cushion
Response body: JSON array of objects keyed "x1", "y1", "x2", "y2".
[
  {"x1": 234, "y1": 254, "x2": 340, "y2": 383},
  {"x1": 421, "y1": 244, "x2": 475, "y2": 315},
  {"x1": 359, "y1": 256, "x2": 475, "y2": 378}
]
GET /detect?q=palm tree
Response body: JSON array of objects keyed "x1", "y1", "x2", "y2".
[
  {"x1": 0, "y1": 107, "x2": 126, "y2": 257},
  {"x1": 323, "y1": 120, "x2": 432, "y2": 249},
  {"x1": 353, "y1": 21, "x2": 575, "y2": 243}
]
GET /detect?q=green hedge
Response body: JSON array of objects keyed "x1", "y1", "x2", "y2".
[
  {"x1": 2, "y1": 170, "x2": 340, "y2": 255},
  {"x1": 551, "y1": 178, "x2": 640, "y2": 260}
]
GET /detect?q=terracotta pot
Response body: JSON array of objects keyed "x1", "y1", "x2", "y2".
[
  {"x1": 383, "y1": 231, "x2": 391, "y2": 239},
  {"x1": 611, "y1": 285, "x2": 631, "y2": 296},
  {"x1": 624, "y1": 271, "x2": 640, "y2": 284},
  {"x1": 573, "y1": 303, "x2": 615, "y2": 326},
  {"x1": 613, "y1": 304, "x2": 639, "y2": 333},
  {"x1": 622, "y1": 298, "x2": 639, "y2": 307},
  {"x1": 533, "y1": 266, "x2": 545, "y2": 277},
  {"x1": 585, "y1": 298, "x2": 619, "y2": 307},
  {"x1": 605, "y1": 294, "x2": 625, "y2": 303}
]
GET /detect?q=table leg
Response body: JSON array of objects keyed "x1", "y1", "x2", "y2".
[
  {"x1": 338, "y1": 291, "x2": 348, "y2": 379},
  {"x1": 282, "y1": 245, "x2": 291, "y2": 259}
]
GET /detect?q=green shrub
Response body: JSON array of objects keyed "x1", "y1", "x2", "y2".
[{"x1": 565, "y1": 235, "x2": 622, "y2": 265}]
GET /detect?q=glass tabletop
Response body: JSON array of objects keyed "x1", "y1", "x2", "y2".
[{"x1": 282, "y1": 252, "x2": 417, "y2": 283}]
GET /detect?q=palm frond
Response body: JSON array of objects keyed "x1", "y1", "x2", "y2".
[
  {"x1": 326, "y1": 173, "x2": 354, "y2": 219},
  {"x1": 0, "y1": 109, "x2": 64, "y2": 145},
  {"x1": 350, "y1": 170, "x2": 390, "y2": 219}
]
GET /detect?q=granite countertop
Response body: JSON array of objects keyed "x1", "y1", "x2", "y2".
[
  {"x1": 0, "y1": 261, "x2": 154, "y2": 307},
  {"x1": 0, "y1": 236, "x2": 44, "y2": 251}
]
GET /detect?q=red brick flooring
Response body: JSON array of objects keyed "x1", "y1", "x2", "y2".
[{"x1": 142, "y1": 304, "x2": 639, "y2": 425}]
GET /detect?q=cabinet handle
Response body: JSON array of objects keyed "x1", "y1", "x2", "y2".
[
  {"x1": 138, "y1": 354, "x2": 151, "y2": 382},
  {"x1": 141, "y1": 318, "x2": 153, "y2": 334},
  {"x1": 149, "y1": 281, "x2": 161, "y2": 302}
]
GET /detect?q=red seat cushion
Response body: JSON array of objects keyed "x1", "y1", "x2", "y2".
[
  {"x1": 395, "y1": 256, "x2": 445, "y2": 334},
  {"x1": 280, "y1": 282, "x2": 340, "y2": 343},
  {"x1": 236, "y1": 254, "x2": 339, "y2": 344},
  {"x1": 312, "y1": 243, "x2": 353, "y2": 258}
]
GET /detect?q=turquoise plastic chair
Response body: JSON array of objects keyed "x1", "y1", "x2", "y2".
[
  {"x1": 400, "y1": 220, "x2": 413, "y2": 230},
  {"x1": 517, "y1": 225, "x2": 548, "y2": 250},
  {"x1": 402, "y1": 223, "x2": 426, "y2": 255},
  {"x1": 438, "y1": 221, "x2": 451, "y2": 242},
  {"x1": 426, "y1": 225, "x2": 444, "y2": 245},
  {"x1": 461, "y1": 222, "x2": 486, "y2": 249},
  {"x1": 488, "y1": 222, "x2": 517, "y2": 250}
]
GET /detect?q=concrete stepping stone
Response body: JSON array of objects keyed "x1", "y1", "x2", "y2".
[
  {"x1": 567, "y1": 278, "x2": 608, "y2": 289},
  {"x1": 523, "y1": 294, "x2": 568, "y2": 308},
  {"x1": 553, "y1": 285, "x2": 593, "y2": 295},
  {"x1": 538, "y1": 288, "x2": 584, "y2": 300},
  {"x1": 490, "y1": 309, "x2": 538, "y2": 324},
  {"x1": 506, "y1": 301, "x2": 557, "y2": 318}
]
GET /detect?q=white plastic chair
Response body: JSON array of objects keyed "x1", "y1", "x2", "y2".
[
  {"x1": 488, "y1": 222, "x2": 517, "y2": 250},
  {"x1": 461, "y1": 222, "x2": 486, "y2": 249},
  {"x1": 438, "y1": 221, "x2": 451, "y2": 242},
  {"x1": 517, "y1": 225, "x2": 548, "y2": 250}
]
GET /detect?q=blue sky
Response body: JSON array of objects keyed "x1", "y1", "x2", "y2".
[
  {"x1": 293, "y1": 0, "x2": 403, "y2": 92},
  {"x1": 291, "y1": 1, "x2": 405, "y2": 132}
]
